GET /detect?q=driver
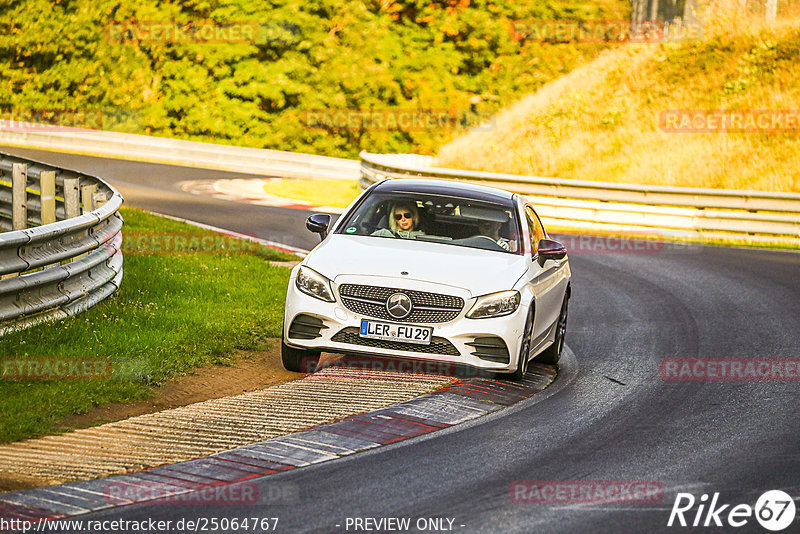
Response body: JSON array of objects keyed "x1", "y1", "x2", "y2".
[
  {"x1": 372, "y1": 201, "x2": 425, "y2": 239},
  {"x1": 477, "y1": 219, "x2": 511, "y2": 251}
]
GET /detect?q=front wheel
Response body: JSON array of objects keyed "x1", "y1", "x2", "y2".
[
  {"x1": 281, "y1": 338, "x2": 320, "y2": 372},
  {"x1": 538, "y1": 294, "x2": 569, "y2": 365},
  {"x1": 509, "y1": 306, "x2": 534, "y2": 381}
]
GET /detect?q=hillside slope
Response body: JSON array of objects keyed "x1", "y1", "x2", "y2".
[{"x1": 437, "y1": 16, "x2": 800, "y2": 192}]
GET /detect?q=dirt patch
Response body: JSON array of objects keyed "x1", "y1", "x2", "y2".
[{"x1": 0, "y1": 472, "x2": 60, "y2": 494}]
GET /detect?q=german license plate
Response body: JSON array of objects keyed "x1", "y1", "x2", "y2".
[{"x1": 359, "y1": 319, "x2": 432, "y2": 345}]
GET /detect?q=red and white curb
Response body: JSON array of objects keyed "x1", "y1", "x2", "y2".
[{"x1": 180, "y1": 179, "x2": 345, "y2": 213}]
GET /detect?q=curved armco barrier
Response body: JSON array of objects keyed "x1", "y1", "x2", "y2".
[
  {"x1": 0, "y1": 123, "x2": 359, "y2": 180},
  {"x1": 360, "y1": 151, "x2": 800, "y2": 245},
  {"x1": 0, "y1": 151, "x2": 123, "y2": 333}
]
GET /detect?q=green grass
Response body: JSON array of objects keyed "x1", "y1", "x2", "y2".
[
  {"x1": 0, "y1": 207, "x2": 297, "y2": 444},
  {"x1": 263, "y1": 178, "x2": 361, "y2": 208}
]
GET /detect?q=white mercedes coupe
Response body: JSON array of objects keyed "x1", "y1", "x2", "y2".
[{"x1": 282, "y1": 179, "x2": 571, "y2": 380}]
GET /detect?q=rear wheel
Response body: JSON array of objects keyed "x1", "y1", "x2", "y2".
[
  {"x1": 281, "y1": 337, "x2": 320, "y2": 372},
  {"x1": 538, "y1": 293, "x2": 569, "y2": 365},
  {"x1": 510, "y1": 306, "x2": 534, "y2": 381}
]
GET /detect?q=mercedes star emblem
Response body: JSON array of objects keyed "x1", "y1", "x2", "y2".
[{"x1": 386, "y1": 292, "x2": 412, "y2": 320}]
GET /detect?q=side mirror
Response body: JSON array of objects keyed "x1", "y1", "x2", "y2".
[
  {"x1": 306, "y1": 214, "x2": 331, "y2": 241},
  {"x1": 537, "y1": 238, "x2": 566, "y2": 266}
]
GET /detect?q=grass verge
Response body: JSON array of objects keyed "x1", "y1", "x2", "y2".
[{"x1": 0, "y1": 207, "x2": 297, "y2": 444}]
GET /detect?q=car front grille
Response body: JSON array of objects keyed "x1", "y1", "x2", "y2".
[
  {"x1": 338, "y1": 284, "x2": 464, "y2": 324},
  {"x1": 331, "y1": 327, "x2": 461, "y2": 356}
]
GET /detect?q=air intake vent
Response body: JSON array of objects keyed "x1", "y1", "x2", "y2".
[
  {"x1": 288, "y1": 314, "x2": 328, "y2": 340},
  {"x1": 466, "y1": 336, "x2": 509, "y2": 363}
]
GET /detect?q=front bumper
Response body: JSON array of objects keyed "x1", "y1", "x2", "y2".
[{"x1": 283, "y1": 273, "x2": 528, "y2": 373}]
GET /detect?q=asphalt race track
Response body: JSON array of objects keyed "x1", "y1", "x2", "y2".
[{"x1": 4, "y1": 147, "x2": 800, "y2": 533}]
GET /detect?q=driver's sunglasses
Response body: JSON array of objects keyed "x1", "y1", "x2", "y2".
[{"x1": 394, "y1": 212, "x2": 413, "y2": 221}]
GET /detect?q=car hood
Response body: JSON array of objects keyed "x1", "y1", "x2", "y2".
[{"x1": 304, "y1": 235, "x2": 528, "y2": 297}]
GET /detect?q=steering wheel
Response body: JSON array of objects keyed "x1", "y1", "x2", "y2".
[{"x1": 474, "y1": 235, "x2": 505, "y2": 250}]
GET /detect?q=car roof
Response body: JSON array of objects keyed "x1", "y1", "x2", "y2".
[{"x1": 371, "y1": 178, "x2": 516, "y2": 204}]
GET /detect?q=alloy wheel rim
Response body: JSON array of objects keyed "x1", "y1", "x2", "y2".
[
  {"x1": 519, "y1": 310, "x2": 533, "y2": 375},
  {"x1": 556, "y1": 300, "x2": 568, "y2": 353}
]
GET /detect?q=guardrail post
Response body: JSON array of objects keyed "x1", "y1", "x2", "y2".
[
  {"x1": 12, "y1": 163, "x2": 27, "y2": 230},
  {"x1": 3, "y1": 163, "x2": 28, "y2": 279},
  {"x1": 40, "y1": 170, "x2": 57, "y2": 269},
  {"x1": 40, "y1": 170, "x2": 56, "y2": 225},
  {"x1": 63, "y1": 177, "x2": 80, "y2": 219},
  {"x1": 76, "y1": 183, "x2": 98, "y2": 261},
  {"x1": 92, "y1": 191, "x2": 108, "y2": 208},
  {"x1": 81, "y1": 184, "x2": 97, "y2": 214}
]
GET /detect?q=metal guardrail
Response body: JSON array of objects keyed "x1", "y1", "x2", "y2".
[
  {"x1": 0, "y1": 151, "x2": 123, "y2": 333},
  {"x1": 360, "y1": 152, "x2": 800, "y2": 243},
  {"x1": 0, "y1": 123, "x2": 360, "y2": 180}
]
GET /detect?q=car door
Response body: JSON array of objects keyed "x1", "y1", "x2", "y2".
[{"x1": 522, "y1": 204, "x2": 566, "y2": 346}]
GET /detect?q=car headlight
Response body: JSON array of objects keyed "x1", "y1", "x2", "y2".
[
  {"x1": 295, "y1": 266, "x2": 335, "y2": 303},
  {"x1": 466, "y1": 290, "x2": 521, "y2": 319}
]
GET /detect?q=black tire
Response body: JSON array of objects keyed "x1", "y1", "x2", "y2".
[
  {"x1": 509, "y1": 306, "x2": 535, "y2": 381},
  {"x1": 538, "y1": 293, "x2": 569, "y2": 365},
  {"x1": 281, "y1": 337, "x2": 320, "y2": 372}
]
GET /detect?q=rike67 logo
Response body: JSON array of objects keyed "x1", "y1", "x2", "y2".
[{"x1": 668, "y1": 490, "x2": 796, "y2": 531}]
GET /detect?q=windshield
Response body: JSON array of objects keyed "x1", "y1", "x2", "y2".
[{"x1": 336, "y1": 191, "x2": 523, "y2": 255}]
